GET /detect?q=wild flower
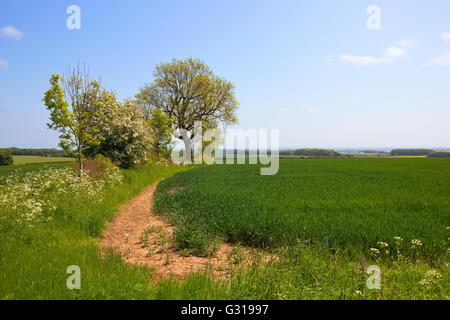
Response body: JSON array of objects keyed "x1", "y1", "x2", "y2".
[
  {"x1": 0, "y1": 167, "x2": 123, "y2": 224},
  {"x1": 377, "y1": 241, "x2": 389, "y2": 248},
  {"x1": 419, "y1": 270, "x2": 442, "y2": 287},
  {"x1": 411, "y1": 239, "x2": 423, "y2": 248},
  {"x1": 392, "y1": 236, "x2": 404, "y2": 259},
  {"x1": 369, "y1": 248, "x2": 380, "y2": 257}
]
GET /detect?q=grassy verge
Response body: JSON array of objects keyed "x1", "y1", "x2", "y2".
[{"x1": 0, "y1": 164, "x2": 196, "y2": 299}]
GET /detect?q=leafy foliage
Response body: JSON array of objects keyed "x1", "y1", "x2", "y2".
[
  {"x1": 135, "y1": 58, "x2": 239, "y2": 148},
  {"x1": 43, "y1": 66, "x2": 104, "y2": 171},
  {"x1": 148, "y1": 108, "x2": 174, "y2": 160},
  {"x1": 0, "y1": 150, "x2": 13, "y2": 166}
]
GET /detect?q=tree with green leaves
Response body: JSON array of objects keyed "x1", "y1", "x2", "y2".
[
  {"x1": 43, "y1": 64, "x2": 103, "y2": 171},
  {"x1": 135, "y1": 58, "x2": 239, "y2": 159},
  {"x1": 148, "y1": 108, "x2": 174, "y2": 160}
]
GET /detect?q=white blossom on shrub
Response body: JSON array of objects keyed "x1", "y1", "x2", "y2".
[{"x1": 85, "y1": 91, "x2": 154, "y2": 168}]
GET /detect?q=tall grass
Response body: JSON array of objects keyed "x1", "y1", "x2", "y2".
[{"x1": 0, "y1": 164, "x2": 194, "y2": 299}]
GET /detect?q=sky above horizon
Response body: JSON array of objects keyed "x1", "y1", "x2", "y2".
[{"x1": 1, "y1": 0, "x2": 450, "y2": 149}]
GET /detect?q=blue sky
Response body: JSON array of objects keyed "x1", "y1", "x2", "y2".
[{"x1": 1, "y1": 0, "x2": 450, "y2": 149}]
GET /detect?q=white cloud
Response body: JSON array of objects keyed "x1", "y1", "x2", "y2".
[
  {"x1": 384, "y1": 46, "x2": 406, "y2": 59},
  {"x1": 441, "y1": 31, "x2": 450, "y2": 42},
  {"x1": 426, "y1": 51, "x2": 450, "y2": 66},
  {"x1": 0, "y1": 58, "x2": 8, "y2": 67},
  {"x1": 1, "y1": 25, "x2": 24, "y2": 41},
  {"x1": 425, "y1": 33, "x2": 450, "y2": 66},
  {"x1": 396, "y1": 39, "x2": 416, "y2": 48},
  {"x1": 339, "y1": 40, "x2": 412, "y2": 66},
  {"x1": 339, "y1": 55, "x2": 389, "y2": 66}
]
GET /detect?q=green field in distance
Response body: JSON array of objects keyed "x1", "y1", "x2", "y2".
[{"x1": 11, "y1": 155, "x2": 75, "y2": 165}]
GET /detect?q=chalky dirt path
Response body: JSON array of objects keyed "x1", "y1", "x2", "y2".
[{"x1": 99, "y1": 183, "x2": 249, "y2": 280}]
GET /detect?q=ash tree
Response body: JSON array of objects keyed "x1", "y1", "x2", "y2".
[
  {"x1": 135, "y1": 58, "x2": 239, "y2": 160},
  {"x1": 43, "y1": 64, "x2": 103, "y2": 171}
]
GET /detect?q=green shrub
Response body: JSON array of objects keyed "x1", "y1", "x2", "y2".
[{"x1": 0, "y1": 150, "x2": 13, "y2": 166}]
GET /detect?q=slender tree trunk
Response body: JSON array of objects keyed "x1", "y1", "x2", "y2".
[{"x1": 78, "y1": 145, "x2": 83, "y2": 173}]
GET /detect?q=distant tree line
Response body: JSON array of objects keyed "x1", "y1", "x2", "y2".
[
  {"x1": 427, "y1": 151, "x2": 450, "y2": 158},
  {"x1": 1, "y1": 147, "x2": 71, "y2": 157},
  {"x1": 361, "y1": 150, "x2": 388, "y2": 154},
  {"x1": 361, "y1": 150, "x2": 379, "y2": 153},
  {"x1": 280, "y1": 149, "x2": 341, "y2": 157},
  {"x1": 389, "y1": 149, "x2": 434, "y2": 156}
]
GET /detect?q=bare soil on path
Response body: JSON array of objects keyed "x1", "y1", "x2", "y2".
[{"x1": 99, "y1": 183, "x2": 267, "y2": 280}]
